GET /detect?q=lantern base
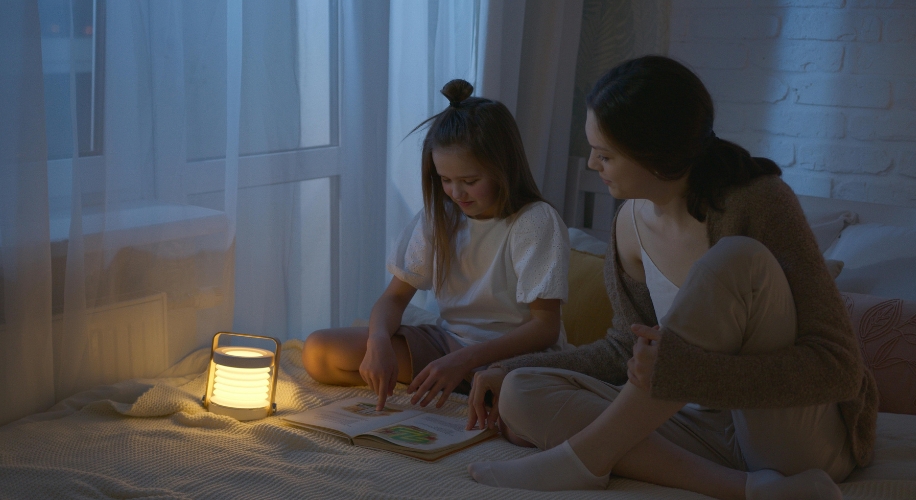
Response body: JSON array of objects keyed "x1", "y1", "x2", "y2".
[{"x1": 208, "y1": 401, "x2": 271, "y2": 421}]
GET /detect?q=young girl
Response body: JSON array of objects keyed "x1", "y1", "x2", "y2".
[
  {"x1": 466, "y1": 56, "x2": 877, "y2": 500},
  {"x1": 302, "y1": 79, "x2": 571, "y2": 412}
]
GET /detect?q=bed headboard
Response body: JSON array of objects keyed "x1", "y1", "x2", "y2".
[{"x1": 563, "y1": 156, "x2": 618, "y2": 242}]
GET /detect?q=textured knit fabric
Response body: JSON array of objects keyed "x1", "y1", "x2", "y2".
[
  {"x1": 495, "y1": 175, "x2": 878, "y2": 467},
  {"x1": 388, "y1": 201, "x2": 570, "y2": 346},
  {"x1": 0, "y1": 341, "x2": 911, "y2": 499}
]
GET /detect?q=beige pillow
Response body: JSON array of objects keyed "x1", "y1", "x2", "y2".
[{"x1": 562, "y1": 249, "x2": 615, "y2": 347}]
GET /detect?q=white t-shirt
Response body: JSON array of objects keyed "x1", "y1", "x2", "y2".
[{"x1": 387, "y1": 201, "x2": 570, "y2": 348}]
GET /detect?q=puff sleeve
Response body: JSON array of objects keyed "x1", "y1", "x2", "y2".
[
  {"x1": 386, "y1": 211, "x2": 433, "y2": 291},
  {"x1": 509, "y1": 203, "x2": 570, "y2": 304}
]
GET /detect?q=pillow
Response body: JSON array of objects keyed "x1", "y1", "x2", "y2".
[
  {"x1": 824, "y1": 259, "x2": 844, "y2": 280},
  {"x1": 562, "y1": 249, "x2": 614, "y2": 347},
  {"x1": 842, "y1": 292, "x2": 916, "y2": 415},
  {"x1": 807, "y1": 210, "x2": 858, "y2": 252},
  {"x1": 826, "y1": 223, "x2": 916, "y2": 301},
  {"x1": 568, "y1": 227, "x2": 607, "y2": 255}
]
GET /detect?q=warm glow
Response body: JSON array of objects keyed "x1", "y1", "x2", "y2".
[
  {"x1": 204, "y1": 334, "x2": 280, "y2": 421},
  {"x1": 210, "y1": 347, "x2": 273, "y2": 409}
]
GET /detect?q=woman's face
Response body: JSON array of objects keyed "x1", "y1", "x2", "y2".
[
  {"x1": 432, "y1": 147, "x2": 500, "y2": 219},
  {"x1": 585, "y1": 109, "x2": 660, "y2": 200}
]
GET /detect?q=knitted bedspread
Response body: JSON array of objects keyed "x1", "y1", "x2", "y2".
[{"x1": 0, "y1": 340, "x2": 914, "y2": 500}]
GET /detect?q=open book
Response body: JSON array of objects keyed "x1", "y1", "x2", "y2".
[{"x1": 283, "y1": 397, "x2": 497, "y2": 461}]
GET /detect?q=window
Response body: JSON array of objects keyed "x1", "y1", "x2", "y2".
[{"x1": 39, "y1": 0, "x2": 105, "y2": 160}]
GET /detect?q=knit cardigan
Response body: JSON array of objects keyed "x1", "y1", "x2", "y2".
[{"x1": 495, "y1": 175, "x2": 878, "y2": 467}]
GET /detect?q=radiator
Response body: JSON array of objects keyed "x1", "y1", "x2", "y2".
[{"x1": 52, "y1": 293, "x2": 170, "y2": 384}]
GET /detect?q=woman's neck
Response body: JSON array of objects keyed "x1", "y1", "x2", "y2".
[{"x1": 644, "y1": 178, "x2": 695, "y2": 227}]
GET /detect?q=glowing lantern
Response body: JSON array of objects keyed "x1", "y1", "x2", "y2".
[{"x1": 203, "y1": 332, "x2": 280, "y2": 421}]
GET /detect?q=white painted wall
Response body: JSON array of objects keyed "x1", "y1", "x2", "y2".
[{"x1": 668, "y1": 0, "x2": 916, "y2": 207}]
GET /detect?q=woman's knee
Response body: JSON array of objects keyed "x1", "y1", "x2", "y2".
[
  {"x1": 669, "y1": 235, "x2": 795, "y2": 353},
  {"x1": 497, "y1": 368, "x2": 547, "y2": 439},
  {"x1": 704, "y1": 236, "x2": 777, "y2": 273}
]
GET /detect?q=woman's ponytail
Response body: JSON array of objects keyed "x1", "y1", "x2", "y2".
[{"x1": 684, "y1": 137, "x2": 781, "y2": 221}]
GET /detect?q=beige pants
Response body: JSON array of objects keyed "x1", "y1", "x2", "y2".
[{"x1": 499, "y1": 236, "x2": 856, "y2": 482}]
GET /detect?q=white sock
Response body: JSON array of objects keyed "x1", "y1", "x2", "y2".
[
  {"x1": 746, "y1": 469, "x2": 842, "y2": 500},
  {"x1": 467, "y1": 440, "x2": 609, "y2": 491}
]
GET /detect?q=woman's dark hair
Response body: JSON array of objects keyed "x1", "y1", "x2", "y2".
[
  {"x1": 586, "y1": 55, "x2": 781, "y2": 221},
  {"x1": 415, "y1": 79, "x2": 544, "y2": 292}
]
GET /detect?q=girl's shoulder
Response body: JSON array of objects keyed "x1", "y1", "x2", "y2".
[
  {"x1": 506, "y1": 201, "x2": 568, "y2": 245},
  {"x1": 510, "y1": 201, "x2": 564, "y2": 227}
]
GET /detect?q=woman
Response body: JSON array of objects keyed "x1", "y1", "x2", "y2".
[{"x1": 465, "y1": 56, "x2": 877, "y2": 500}]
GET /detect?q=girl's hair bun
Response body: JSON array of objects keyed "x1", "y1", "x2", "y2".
[{"x1": 441, "y1": 79, "x2": 474, "y2": 107}]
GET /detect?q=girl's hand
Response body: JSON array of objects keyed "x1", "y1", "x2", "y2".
[
  {"x1": 360, "y1": 335, "x2": 400, "y2": 410},
  {"x1": 407, "y1": 349, "x2": 471, "y2": 408},
  {"x1": 466, "y1": 366, "x2": 507, "y2": 431},
  {"x1": 628, "y1": 324, "x2": 661, "y2": 391}
]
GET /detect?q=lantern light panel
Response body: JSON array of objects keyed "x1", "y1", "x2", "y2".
[{"x1": 203, "y1": 332, "x2": 280, "y2": 421}]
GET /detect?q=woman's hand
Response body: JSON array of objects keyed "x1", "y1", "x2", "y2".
[
  {"x1": 628, "y1": 324, "x2": 661, "y2": 391},
  {"x1": 466, "y1": 366, "x2": 508, "y2": 431},
  {"x1": 407, "y1": 349, "x2": 472, "y2": 408},
  {"x1": 360, "y1": 335, "x2": 400, "y2": 410}
]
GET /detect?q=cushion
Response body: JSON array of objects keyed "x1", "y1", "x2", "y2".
[
  {"x1": 562, "y1": 249, "x2": 614, "y2": 347},
  {"x1": 826, "y1": 223, "x2": 916, "y2": 301},
  {"x1": 568, "y1": 227, "x2": 607, "y2": 255},
  {"x1": 842, "y1": 292, "x2": 916, "y2": 415},
  {"x1": 807, "y1": 210, "x2": 858, "y2": 252}
]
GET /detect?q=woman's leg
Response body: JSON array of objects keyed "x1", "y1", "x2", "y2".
[
  {"x1": 302, "y1": 327, "x2": 413, "y2": 386},
  {"x1": 662, "y1": 239, "x2": 854, "y2": 482},
  {"x1": 473, "y1": 367, "x2": 748, "y2": 497},
  {"x1": 471, "y1": 237, "x2": 844, "y2": 498}
]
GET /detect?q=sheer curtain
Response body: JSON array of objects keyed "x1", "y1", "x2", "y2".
[
  {"x1": 1, "y1": 0, "x2": 240, "y2": 424},
  {"x1": 1, "y1": 0, "x2": 581, "y2": 426}
]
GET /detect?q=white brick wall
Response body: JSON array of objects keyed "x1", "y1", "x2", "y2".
[{"x1": 668, "y1": 0, "x2": 916, "y2": 207}]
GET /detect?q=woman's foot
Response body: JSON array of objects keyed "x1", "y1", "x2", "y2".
[
  {"x1": 746, "y1": 469, "x2": 842, "y2": 500},
  {"x1": 467, "y1": 440, "x2": 609, "y2": 491}
]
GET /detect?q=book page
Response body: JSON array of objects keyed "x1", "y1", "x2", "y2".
[
  {"x1": 357, "y1": 412, "x2": 489, "y2": 452},
  {"x1": 283, "y1": 397, "x2": 422, "y2": 438}
]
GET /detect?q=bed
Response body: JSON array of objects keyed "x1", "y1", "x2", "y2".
[{"x1": 2, "y1": 188, "x2": 916, "y2": 499}]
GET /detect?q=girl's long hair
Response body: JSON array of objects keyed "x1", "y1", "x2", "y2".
[
  {"x1": 415, "y1": 79, "x2": 544, "y2": 293},
  {"x1": 586, "y1": 55, "x2": 781, "y2": 222}
]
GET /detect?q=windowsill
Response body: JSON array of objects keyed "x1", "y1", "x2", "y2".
[{"x1": 49, "y1": 200, "x2": 230, "y2": 256}]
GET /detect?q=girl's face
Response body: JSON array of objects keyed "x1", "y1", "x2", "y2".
[
  {"x1": 432, "y1": 147, "x2": 499, "y2": 219},
  {"x1": 585, "y1": 109, "x2": 660, "y2": 200}
]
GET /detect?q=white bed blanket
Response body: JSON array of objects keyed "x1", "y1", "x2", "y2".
[{"x1": 1, "y1": 340, "x2": 914, "y2": 499}]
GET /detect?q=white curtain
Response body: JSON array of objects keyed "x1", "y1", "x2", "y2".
[
  {"x1": 1, "y1": 0, "x2": 581, "y2": 426},
  {"x1": 1, "y1": 0, "x2": 241, "y2": 424}
]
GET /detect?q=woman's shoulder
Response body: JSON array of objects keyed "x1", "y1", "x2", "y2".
[
  {"x1": 726, "y1": 173, "x2": 794, "y2": 202},
  {"x1": 717, "y1": 174, "x2": 800, "y2": 220}
]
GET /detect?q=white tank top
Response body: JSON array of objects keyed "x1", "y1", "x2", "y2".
[{"x1": 632, "y1": 200, "x2": 679, "y2": 327}]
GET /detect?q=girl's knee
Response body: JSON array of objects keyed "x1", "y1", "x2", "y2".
[{"x1": 302, "y1": 330, "x2": 334, "y2": 381}]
